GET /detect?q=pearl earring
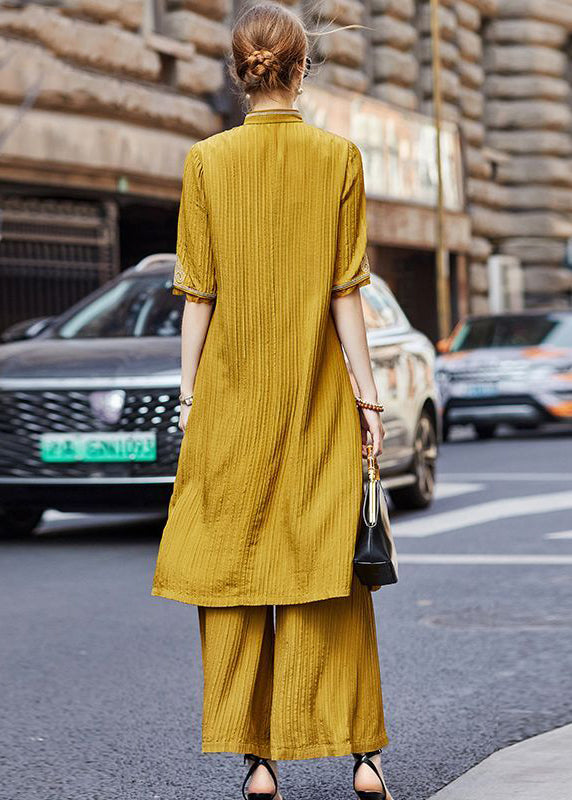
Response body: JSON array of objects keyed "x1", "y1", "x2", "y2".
[
  {"x1": 245, "y1": 93, "x2": 251, "y2": 99},
  {"x1": 297, "y1": 86, "x2": 303, "y2": 95}
]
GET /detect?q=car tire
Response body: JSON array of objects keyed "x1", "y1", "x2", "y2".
[
  {"x1": 474, "y1": 423, "x2": 497, "y2": 440},
  {"x1": 0, "y1": 506, "x2": 44, "y2": 538},
  {"x1": 389, "y1": 411, "x2": 437, "y2": 510}
]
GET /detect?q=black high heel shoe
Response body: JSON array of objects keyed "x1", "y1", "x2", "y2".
[
  {"x1": 352, "y1": 749, "x2": 391, "y2": 800},
  {"x1": 241, "y1": 753, "x2": 280, "y2": 800}
]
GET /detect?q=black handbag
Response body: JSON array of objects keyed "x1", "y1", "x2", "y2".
[{"x1": 353, "y1": 444, "x2": 398, "y2": 587}]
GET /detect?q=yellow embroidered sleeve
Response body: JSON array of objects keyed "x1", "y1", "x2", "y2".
[
  {"x1": 173, "y1": 145, "x2": 217, "y2": 304},
  {"x1": 332, "y1": 141, "x2": 371, "y2": 298}
]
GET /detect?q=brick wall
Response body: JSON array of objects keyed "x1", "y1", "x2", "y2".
[{"x1": 2, "y1": 0, "x2": 572, "y2": 309}]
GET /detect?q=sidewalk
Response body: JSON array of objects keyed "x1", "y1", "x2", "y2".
[{"x1": 428, "y1": 724, "x2": 572, "y2": 800}]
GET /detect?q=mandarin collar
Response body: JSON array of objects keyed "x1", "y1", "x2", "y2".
[{"x1": 243, "y1": 108, "x2": 303, "y2": 125}]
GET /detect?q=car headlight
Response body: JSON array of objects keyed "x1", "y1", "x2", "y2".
[{"x1": 526, "y1": 363, "x2": 572, "y2": 380}]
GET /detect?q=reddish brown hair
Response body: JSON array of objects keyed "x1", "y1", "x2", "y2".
[{"x1": 230, "y1": 3, "x2": 307, "y2": 96}]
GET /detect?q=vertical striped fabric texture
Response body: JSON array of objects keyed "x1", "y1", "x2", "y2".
[
  {"x1": 152, "y1": 110, "x2": 372, "y2": 607},
  {"x1": 198, "y1": 571, "x2": 388, "y2": 760}
]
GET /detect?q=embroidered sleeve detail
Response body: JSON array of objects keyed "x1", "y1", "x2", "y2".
[
  {"x1": 332, "y1": 252, "x2": 371, "y2": 296},
  {"x1": 172, "y1": 287, "x2": 217, "y2": 302},
  {"x1": 172, "y1": 255, "x2": 217, "y2": 302}
]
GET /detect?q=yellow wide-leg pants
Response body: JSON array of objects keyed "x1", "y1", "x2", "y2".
[{"x1": 197, "y1": 572, "x2": 389, "y2": 761}]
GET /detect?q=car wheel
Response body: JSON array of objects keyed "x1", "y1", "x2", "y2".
[
  {"x1": 474, "y1": 423, "x2": 497, "y2": 440},
  {"x1": 0, "y1": 506, "x2": 44, "y2": 538},
  {"x1": 389, "y1": 411, "x2": 437, "y2": 510}
]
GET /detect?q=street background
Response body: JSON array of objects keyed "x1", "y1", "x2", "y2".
[{"x1": 2, "y1": 427, "x2": 571, "y2": 800}]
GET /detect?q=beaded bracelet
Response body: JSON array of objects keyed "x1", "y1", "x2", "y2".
[{"x1": 355, "y1": 396, "x2": 384, "y2": 413}]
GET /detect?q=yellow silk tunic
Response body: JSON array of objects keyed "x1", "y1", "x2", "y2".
[{"x1": 152, "y1": 108, "x2": 371, "y2": 607}]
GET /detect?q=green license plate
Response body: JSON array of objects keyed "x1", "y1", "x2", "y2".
[{"x1": 40, "y1": 432, "x2": 157, "y2": 463}]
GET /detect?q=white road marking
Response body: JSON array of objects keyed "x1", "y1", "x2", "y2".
[
  {"x1": 393, "y1": 490, "x2": 572, "y2": 537},
  {"x1": 399, "y1": 554, "x2": 572, "y2": 565},
  {"x1": 434, "y1": 482, "x2": 484, "y2": 499},
  {"x1": 545, "y1": 530, "x2": 572, "y2": 540},
  {"x1": 39, "y1": 509, "x2": 163, "y2": 532},
  {"x1": 438, "y1": 473, "x2": 572, "y2": 482},
  {"x1": 42, "y1": 510, "x2": 162, "y2": 523},
  {"x1": 43, "y1": 510, "x2": 87, "y2": 521}
]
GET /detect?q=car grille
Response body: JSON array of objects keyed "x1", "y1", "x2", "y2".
[
  {"x1": 449, "y1": 366, "x2": 529, "y2": 382},
  {"x1": 0, "y1": 388, "x2": 182, "y2": 478},
  {"x1": 445, "y1": 393, "x2": 544, "y2": 410}
]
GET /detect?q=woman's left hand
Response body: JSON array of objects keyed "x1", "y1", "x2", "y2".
[{"x1": 178, "y1": 403, "x2": 191, "y2": 432}]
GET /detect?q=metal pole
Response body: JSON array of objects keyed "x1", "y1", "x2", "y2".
[{"x1": 430, "y1": 0, "x2": 451, "y2": 340}]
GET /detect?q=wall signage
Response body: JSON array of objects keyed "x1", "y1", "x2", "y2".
[{"x1": 299, "y1": 84, "x2": 464, "y2": 212}]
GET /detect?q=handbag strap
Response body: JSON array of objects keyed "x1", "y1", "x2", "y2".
[
  {"x1": 363, "y1": 445, "x2": 384, "y2": 527},
  {"x1": 362, "y1": 477, "x2": 381, "y2": 527}
]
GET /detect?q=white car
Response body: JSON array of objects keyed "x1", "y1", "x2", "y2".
[{"x1": 436, "y1": 311, "x2": 572, "y2": 439}]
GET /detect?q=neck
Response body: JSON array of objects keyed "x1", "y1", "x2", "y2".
[{"x1": 249, "y1": 93, "x2": 298, "y2": 112}]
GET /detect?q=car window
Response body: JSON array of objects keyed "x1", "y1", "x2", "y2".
[
  {"x1": 361, "y1": 282, "x2": 401, "y2": 330},
  {"x1": 544, "y1": 317, "x2": 572, "y2": 347},
  {"x1": 56, "y1": 277, "x2": 183, "y2": 338},
  {"x1": 56, "y1": 273, "x2": 406, "y2": 339},
  {"x1": 450, "y1": 318, "x2": 496, "y2": 350},
  {"x1": 449, "y1": 315, "x2": 569, "y2": 351}
]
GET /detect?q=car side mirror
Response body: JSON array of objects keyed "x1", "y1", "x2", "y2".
[
  {"x1": 1, "y1": 316, "x2": 55, "y2": 343},
  {"x1": 436, "y1": 338, "x2": 450, "y2": 354}
]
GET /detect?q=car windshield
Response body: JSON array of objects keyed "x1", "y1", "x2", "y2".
[
  {"x1": 56, "y1": 276, "x2": 183, "y2": 338},
  {"x1": 449, "y1": 315, "x2": 572, "y2": 351},
  {"x1": 361, "y1": 281, "x2": 402, "y2": 330},
  {"x1": 55, "y1": 272, "x2": 407, "y2": 340}
]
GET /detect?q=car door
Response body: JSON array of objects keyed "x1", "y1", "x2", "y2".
[{"x1": 359, "y1": 280, "x2": 413, "y2": 472}]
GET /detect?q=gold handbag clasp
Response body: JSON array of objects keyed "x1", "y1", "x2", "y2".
[{"x1": 366, "y1": 443, "x2": 380, "y2": 482}]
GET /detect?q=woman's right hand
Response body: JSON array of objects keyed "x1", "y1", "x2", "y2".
[
  {"x1": 178, "y1": 403, "x2": 191, "y2": 433},
  {"x1": 359, "y1": 407, "x2": 385, "y2": 458}
]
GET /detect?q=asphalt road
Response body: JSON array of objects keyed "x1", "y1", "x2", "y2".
[{"x1": 2, "y1": 424, "x2": 572, "y2": 800}]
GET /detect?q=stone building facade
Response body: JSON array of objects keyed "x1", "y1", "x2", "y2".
[{"x1": 1, "y1": 0, "x2": 572, "y2": 335}]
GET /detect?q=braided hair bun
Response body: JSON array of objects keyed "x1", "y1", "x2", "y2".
[{"x1": 245, "y1": 49, "x2": 280, "y2": 83}]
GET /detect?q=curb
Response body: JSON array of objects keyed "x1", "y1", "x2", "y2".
[{"x1": 427, "y1": 724, "x2": 572, "y2": 800}]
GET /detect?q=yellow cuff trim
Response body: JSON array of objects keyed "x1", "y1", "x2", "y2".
[
  {"x1": 332, "y1": 253, "x2": 371, "y2": 295},
  {"x1": 172, "y1": 282, "x2": 217, "y2": 300},
  {"x1": 173, "y1": 255, "x2": 216, "y2": 300}
]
